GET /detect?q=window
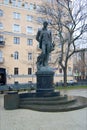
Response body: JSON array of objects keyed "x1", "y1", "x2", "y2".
[
  {"x1": 0, "y1": 51, "x2": 3, "y2": 57},
  {"x1": 0, "y1": 23, "x2": 3, "y2": 29},
  {"x1": 0, "y1": 10, "x2": 3, "y2": 17},
  {"x1": 14, "y1": 51, "x2": 19, "y2": 60},
  {"x1": 29, "y1": 3, "x2": 34, "y2": 10},
  {"x1": 13, "y1": 12, "x2": 21, "y2": 19},
  {"x1": 24, "y1": 2, "x2": 28, "y2": 9},
  {"x1": 68, "y1": 67, "x2": 71, "y2": 72},
  {"x1": 0, "y1": 51, "x2": 3, "y2": 62},
  {"x1": 28, "y1": 68, "x2": 32, "y2": 75},
  {"x1": 4, "y1": 0, "x2": 9, "y2": 5},
  {"x1": 28, "y1": 53, "x2": 32, "y2": 60},
  {"x1": 47, "y1": 0, "x2": 54, "y2": 3},
  {"x1": 12, "y1": 0, "x2": 16, "y2": 6},
  {"x1": 17, "y1": 0, "x2": 21, "y2": 7},
  {"x1": 27, "y1": 26, "x2": 33, "y2": 33},
  {"x1": 36, "y1": 5, "x2": 41, "y2": 11},
  {"x1": 13, "y1": 24, "x2": 20, "y2": 32},
  {"x1": 0, "y1": 36, "x2": 5, "y2": 45},
  {"x1": 27, "y1": 15, "x2": 33, "y2": 21},
  {"x1": 14, "y1": 81, "x2": 19, "y2": 84},
  {"x1": 0, "y1": 36, "x2": 4, "y2": 41},
  {"x1": 27, "y1": 39, "x2": 33, "y2": 45},
  {"x1": 14, "y1": 68, "x2": 19, "y2": 75},
  {"x1": 14, "y1": 37, "x2": 20, "y2": 44},
  {"x1": 68, "y1": 67, "x2": 72, "y2": 74},
  {"x1": 59, "y1": 68, "x2": 62, "y2": 73}
]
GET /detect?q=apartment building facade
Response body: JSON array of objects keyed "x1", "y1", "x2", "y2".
[{"x1": 0, "y1": 0, "x2": 73, "y2": 85}]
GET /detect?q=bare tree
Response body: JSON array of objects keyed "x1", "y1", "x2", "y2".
[
  {"x1": 73, "y1": 50, "x2": 87, "y2": 80},
  {"x1": 37, "y1": 0, "x2": 87, "y2": 86}
]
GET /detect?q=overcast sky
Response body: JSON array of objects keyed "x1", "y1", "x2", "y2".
[{"x1": 73, "y1": 0, "x2": 87, "y2": 49}]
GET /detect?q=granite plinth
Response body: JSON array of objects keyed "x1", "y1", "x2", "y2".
[{"x1": 36, "y1": 67, "x2": 55, "y2": 96}]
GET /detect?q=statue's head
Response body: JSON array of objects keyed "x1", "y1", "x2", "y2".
[{"x1": 43, "y1": 21, "x2": 48, "y2": 28}]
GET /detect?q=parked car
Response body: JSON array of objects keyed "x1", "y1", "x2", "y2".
[
  {"x1": 55, "y1": 80, "x2": 77, "y2": 87},
  {"x1": 67, "y1": 80, "x2": 77, "y2": 86}
]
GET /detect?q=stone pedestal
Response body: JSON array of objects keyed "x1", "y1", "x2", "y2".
[{"x1": 36, "y1": 67, "x2": 55, "y2": 96}]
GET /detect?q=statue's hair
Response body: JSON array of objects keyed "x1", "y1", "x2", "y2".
[{"x1": 43, "y1": 21, "x2": 48, "y2": 25}]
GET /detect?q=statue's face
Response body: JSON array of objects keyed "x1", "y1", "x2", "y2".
[{"x1": 43, "y1": 22, "x2": 48, "y2": 28}]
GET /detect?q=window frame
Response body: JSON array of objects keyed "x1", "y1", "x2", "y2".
[
  {"x1": 13, "y1": 12, "x2": 21, "y2": 19},
  {"x1": 14, "y1": 51, "x2": 19, "y2": 60},
  {"x1": 27, "y1": 15, "x2": 33, "y2": 21},
  {"x1": 14, "y1": 67, "x2": 19, "y2": 75},
  {"x1": 28, "y1": 53, "x2": 32, "y2": 60},
  {"x1": 27, "y1": 26, "x2": 33, "y2": 33},
  {"x1": 29, "y1": 3, "x2": 34, "y2": 10},
  {"x1": 13, "y1": 24, "x2": 20, "y2": 32},
  {"x1": 0, "y1": 36, "x2": 4, "y2": 41},
  {"x1": 27, "y1": 39, "x2": 33, "y2": 45},
  {"x1": 12, "y1": 0, "x2": 16, "y2": 7},
  {"x1": 17, "y1": 0, "x2": 22, "y2": 7},
  {"x1": 0, "y1": 10, "x2": 3, "y2": 17},
  {"x1": 28, "y1": 68, "x2": 32, "y2": 75},
  {"x1": 0, "y1": 23, "x2": 3, "y2": 29},
  {"x1": 24, "y1": 2, "x2": 29, "y2": 9},
  {"x1": 4, "y1": 0, "x2": 9, "y2": 5},
  {"x1": 14, "y1": 37, "x2": 20, "y2": 44}
]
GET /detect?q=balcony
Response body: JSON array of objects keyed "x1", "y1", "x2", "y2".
[
  {"x1": 0, "y1": 57, "x2": 4, "y2": 64},
  {"x1": 0, "y1": 41, "x2": 5, "y2": 47}
]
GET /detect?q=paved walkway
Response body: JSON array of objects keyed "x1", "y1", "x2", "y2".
[{"x1": 0, "y1": 89, "x2": 87, "y2": 130}]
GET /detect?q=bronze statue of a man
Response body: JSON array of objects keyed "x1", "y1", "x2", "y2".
[{"x1": 36, "y1": 21, "x2": 54, "y2": 70}]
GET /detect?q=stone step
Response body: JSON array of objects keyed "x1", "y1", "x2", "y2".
[
  {"x1": 19, "y1": 96, "x2": 87, "y2": 112},
  {"x1": 19, "y1": 103, "x2": 77, "y2": 112},
  {"x1": 20, "y1": 95, "x2": 67, "y2": 102},
  {"x1": 19, "y1": 91, "x2": 60, "y2": 98},
  {"x1": 20, "y1": 97, "x2": 76, "y2": 105}
]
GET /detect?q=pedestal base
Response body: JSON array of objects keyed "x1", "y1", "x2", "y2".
[{"x1": 36, "y1": 67, "x2": 55, "y2": 96}]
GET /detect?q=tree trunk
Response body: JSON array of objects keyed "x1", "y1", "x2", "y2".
[{"x1": 63, "y1": 67, "x2": 67, "y2": 87}]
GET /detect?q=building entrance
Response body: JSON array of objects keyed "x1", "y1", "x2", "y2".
[{"x1": 0, "y1": 68, "x2": 6, "y2": 85}]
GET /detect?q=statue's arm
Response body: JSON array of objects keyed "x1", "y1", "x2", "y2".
[
  {"x1": 36, "y1": 30, "x2": 41, "y2": 42},
  {"x1": 50, "y1": 31, "x2": 52, "y2": 43}
]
